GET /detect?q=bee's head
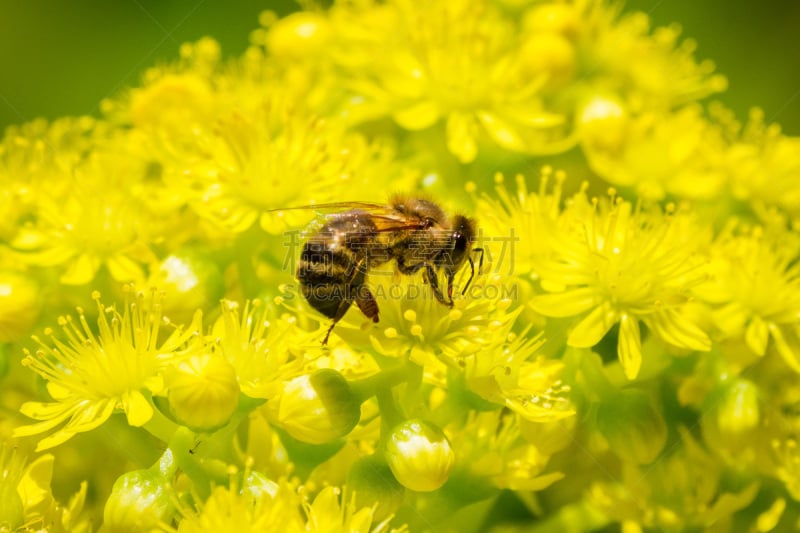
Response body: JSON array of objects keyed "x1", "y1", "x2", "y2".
[{"x1": 446, "y1": 215, "x2": 477, "y2": 273}]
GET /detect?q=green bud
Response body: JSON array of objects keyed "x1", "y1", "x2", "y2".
[
  {"x1": 716, "y1": 378, "x2": 760, "y2": 435},
  {"x1": 702, "y1": 378, "x2": 761, "y2": 450},
  {"x1": 266, "y1": 369, "x2": 361, "y2": 444},
  {"x1": 166, "y1": 353, "x2": 240, "y2": 431},
  {"x1": 385, "y1": 419, "x2": 455, "y2": 492},
  {"x1": 0, "y1": 270, "x2": 41, "y2": 342},
  {"x1": 101, "y1": 469, "x2": 174, "y2": 532},
  {"x1": 346, "y1": 455, "x2": 405, "y2": 521},
  {"x1": 148, "y1": 249, "x2": 224, "y2": 326},
  {"x1": 595, "y1": 389, "x2": 667, "y2": 465}
]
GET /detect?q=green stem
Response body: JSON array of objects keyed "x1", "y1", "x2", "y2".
[
  {"x1": 193, "y1": 411, "x2": 249, "y2": 466},
  {"x1": 141, "y1": 401, "x2": 180, "y2": 444},
  {"x1": 376, "y1": 387, "x2": 404, "y2": 443},
  {"x1": 169, "y1": 427, "x2": 212, "y2": 500},
  {"x1": 349, "y1": 362, "x2": 412, "y2": 403}
]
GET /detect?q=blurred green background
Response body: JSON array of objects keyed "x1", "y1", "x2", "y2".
[{"x1": 0, "y1": 0, "x2": 799, "y2": 135}]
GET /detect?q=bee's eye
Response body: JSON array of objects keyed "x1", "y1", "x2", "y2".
[{"x1": 453, "y1": 232, "x2": 468, "y2": 252}]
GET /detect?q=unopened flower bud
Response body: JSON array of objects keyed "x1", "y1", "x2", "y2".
[
  {"x1": 101, "y1": 469, "x2": 174, "y2": 532},
  {"x1": 166, "y1": 353, "x2": 240, "y2": 431},
  {"x1": 346, "y1": 455, "x2": 405, "y2": 521},
  {"x1": 578, "y1": 95, "x2": 628, "y2": 151},
  {"x1": 266, "y1": 12, "x2": 332, "y2": 58},
  {"x1": 519, "y1": 33, "x2": 577, "y2": 89},
  {"x1": 0, "y1": 270, "x2": 41, "y2": 342},
  {"x1": 266, "y1": 369, "x2": 361, "y2": 444},
  {"x1": 385, "y1": 419, "x2": 455, "y2": 492},
  {"x1": 148, "y1": 250, "x2": 224, "y2": 326},
  {"x1": 717, "y1": 379, "x2": 760, "y2": 434},
  {"x1": 595, "y1": 389, "x2": 667, "y2": 465},
  {"x1": 522, "y1": 3, "x2": 580, "y2": 39}
]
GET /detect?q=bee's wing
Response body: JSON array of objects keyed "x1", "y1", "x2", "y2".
[
  {"x1": 264, "y1": 201, "x2": 390, "y2": 214},
  {"x1": 266, "y1": 202, "x2": 428, "y2": 231}
]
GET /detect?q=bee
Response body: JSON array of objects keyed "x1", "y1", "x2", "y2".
[{"x1": 276, "y1": 197, "x2": 483, "y2": 344}]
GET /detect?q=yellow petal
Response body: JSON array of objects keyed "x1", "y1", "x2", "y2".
[
  {"x1": 392, "y1": 100, "x2": 441, "y2": 130},
  {"x1": 446, "y1": 112, "x2": 479, "y2": 163},
  {"x1": 17, "y1": 454, "x2": 55, "y2": 509},
  {"x1": 530, "y1": 287, "x2": 599, "y2": 317},
  {"x1": 477, "y1": 112, "x2": 527, "y2": 152},
  {"x1": 703, "y1": 483, "x2": 760, "y2": 527},
  {"x1": 36, "y1": 429, "x2": 78, "y2": 451},
  {"x1": 106, "y1": 253, "x2": 146, "y2": 283},
  {"x1": 744, "y1": 315, "x2": 768, "y2": 356},
  {"x1": 60, "y1": 253, "x2": 100, "y2": 285},
  {"x1": 712, "y1": 302, "x2": 748, "y2": 337},
  {"x1": 618, "y1": 313, "x2": 642, "y2": 380},
  {"x1": 647, "y1": 308, "x2": 711, "y2": 351},
  {"x1": 124, "y1": 390, "x2": 154, "y2": 427},
  {"x1": 66, "y1": 399, "x2": 116, "y2": 433},
  {"x1": 567, "y1": 302, "x2": 618, "y2": 348},
  {"x1": 768, "y1": 323, "x2": 800, "y2": 372}
]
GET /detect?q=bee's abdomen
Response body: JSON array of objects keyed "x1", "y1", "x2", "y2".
[{"x1": 297, "y1": 242, "x2": 364, "y2": 319}]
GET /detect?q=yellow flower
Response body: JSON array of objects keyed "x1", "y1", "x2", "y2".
[
  {"x1": 11, "y1": 150, "x2": 158, "y2": 285},
  {"x1": 290, "y1": 0, "x2": 573, "y2": 162},
  {"x1": 699, "y1": 220, "x2": 800, "y2": 371},
  {"x1": 14, "y1": 289, "x2": 201, "y2": 450},
  {"x1": 471, "y1": 170, "x2": 567, "y2": 280},
  {"x1": 177, "y1": 480, "x2": 304, "y2": 533},
  {"x1": 0, "y1": 117, "x2": 97, "y2": 241},
  {"x1": 212, "y1": 299, "x2": 306, "y2": 399},
  {"x1": 182, "y1": 97, "x2": 406, "y2": 234},
  {"x1": 304, "y1": 485, "x2": 403, "y2": 533},
  {"x1": 177, "y1": 477, "x2": 402, "y2": 533},
  {"x1": 771, "y1": 438, "x2": 800, "y2": 501},
  {"x1": 459, "y1": 330, "x2": 575, "y2": 423},
  {"x1": 721, "y1": 107, "x2": 800, "y2": 217},
  {"x1": 331, "y1": 270, "x2": 518, "y2": 385},
  {"x1": 530, "y1": 190, "x2": 711, "y2": 379},
  {"x1": 104, "y1": 37, "x2": 222, "y2": 131},
  {"x1": 0, "y1": 443, "x2": 90, "y2": 532},
  {"x1": 580, "y1": 5, "x2": 726, "y2": 109},
  {"x1": 587, "y1": 429, "x2": 758, "y2": 530},
  {"x1": 580, "y1": 104, "x2": 728, "y2": 200},
  {"x1": 452, "y1": 411, "x2": 564, "y2": 492}
]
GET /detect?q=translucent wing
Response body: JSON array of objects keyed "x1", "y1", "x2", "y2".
[{"x1": 266, "y1": 201, "x2": 428, "y2": 232}]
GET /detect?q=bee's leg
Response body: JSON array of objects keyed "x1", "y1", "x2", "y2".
[
  {"x1": 447, "y1": 271, "x2": 456, "y2": 303},
  {"x1": 322, "y1": 299, "x2": 353, "y2": 345},
  {"x1": 425, "y1": 264, "x2": 452, "y2": 307},
  {"x1": 322, "y1": 256, "x2": 369, "y2": 345},
  {"x1": 396, "y1": 256, "x2": 425, "y2": 275},
  {"x1": 354, "y1": 286, "x2": 380, "y2": 323}
]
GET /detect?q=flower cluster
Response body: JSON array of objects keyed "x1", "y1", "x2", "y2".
[{"x1": 1, "y1": 0, "x2": 800, "y2": 531}]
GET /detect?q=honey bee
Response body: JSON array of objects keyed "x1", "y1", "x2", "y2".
[{"x1": 276, "y1": 197, "x2": 483, "y2": 344}]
